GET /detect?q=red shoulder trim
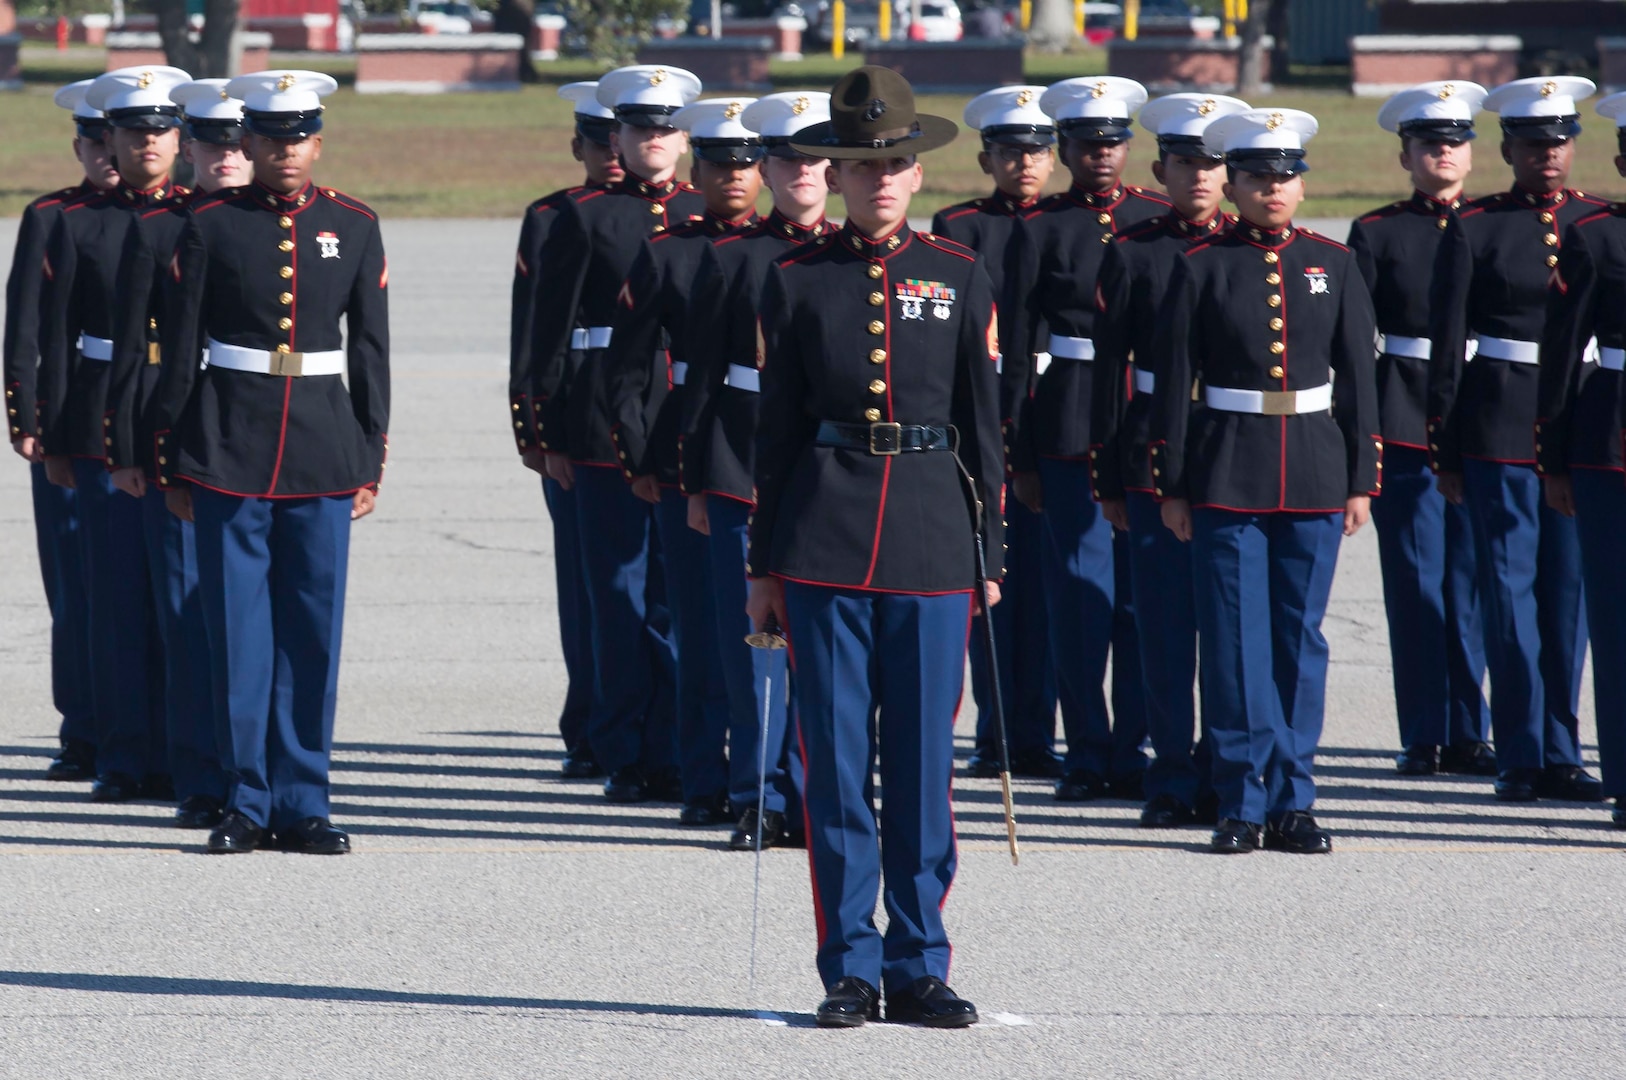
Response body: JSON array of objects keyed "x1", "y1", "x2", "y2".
[
  {"x1": 1356, "y1": 201, "x2": 1407, "y2": 224},
  {"x1": 939, "y1": 204, "x2": 980, "y2": 222},
  {"x1": 1127, "y1": 187, "x2": 1172, "y2": 206},
  {"x1": 191, "y1": 189, "x2": 252, "y2": 216},
  {"x1": 1299, "y1": 230, "x2": 1351, "y2": 253},
  {"x1": 321, "y1": 188, "x2": 378, "y2": 220},
  {"x1": 1572, "y1": 191, "x2": 1609, "y2": 206},
  {"x1": 917, "y1": 234, "x2": 976, "y2": 261},
  {"x1": 775, "y1": 241, "x2": 827, "y2": 268},
  {"x1": 575, "y1": 189, "x2": 608, "y2": 205},
  {"x1": 1117, "y1": 216, "x2": 1167, "y2": 241},
  {"x1": 713, "y1": 230, "x2": 750, "y2": 248}
]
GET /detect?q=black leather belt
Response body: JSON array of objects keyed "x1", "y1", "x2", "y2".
[{"x1": 815, "y1": 421, "x2": 952, "y2": 456}]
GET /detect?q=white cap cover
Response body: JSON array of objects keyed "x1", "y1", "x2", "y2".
[
  {"x1": 1376, "y1": 80, "x2": 1487, "y2": 137},
  {"x1": 1040, "y1": 76, "x2": 1148, "y2": 140},
  {"x1": 86, "y1": 66, "x2": 190, "y2": 127},
  {"x1": 1206, "y1": 107, "x2": 1319, "y2": 174},
  {"x1": 595, "y1": 65, "x2": 703, "y2": 127},
  {"x1": 1138, "y1": 93, "x2": 1251, "y2": 157},
  {"x1": 963, "y1": 86, "x2": 1055, "y2": 144}
]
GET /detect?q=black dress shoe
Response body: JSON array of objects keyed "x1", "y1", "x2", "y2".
[
  {"x1": 678, "y1": 795, "x2": 732, "y2": 826},
  {"x1": 1209, "y1": 818, "x2": 1263, "y2": 854},
  {"x1": 603, "y1": 767, "x2": 648, "y2": 804},
  {"x1": 1054, "y1": 769, "x2": 1107, "y2": 802},
  {"x1": 44, "y1": 740, "x2": 96, "y2": 782},
  {"x1": 1109, "y1": 772, "x2": 1145, "y2": 801},
  {"x1": 1613, "y1": 800, "x2": 1626, "y2": 829},
  {"x1": 816, "y1": 976, "x2": 880, "y2": 1028},
  {"x1": 90, "y1": 772, "x2": 141, "y2": 803},
  {"x1": 275, "y1": 816, "x2": 351, "y2": 854},
  {"x1": 174, "y1": 795, "x2": 225, "y2": 829},
  {"x1": 559, "y1": 752, "x2": 603, "y2": 780},
  {"x1": 207, "y1": 812, "x2": 265, "y2": 854},
  {"x1": 963, "y1": 753, "x2": 1002, "y2": 779},
  {"x1": 729, "y1": 807, "x2": 788, "y2": 850},
  {"x1": 1494, "y1": 767, "x2": 1541, "y2": 802},
  {"x1": 886, "y1": 976, "x2": 978, "y2": 1028},
  {"x1": 1536, "y1": 765, "x2": 1605, "y2": 802},
  {"x1": 1194, "y1": 791, "x2": 1220, "y2": 826},
  {"x1": 1264, "y1": 810, "x2": 1332, "y2": 854},
  {"x1": 642, "y1": 766, "x2": 685, "y2": 803},
  {"x1": 1438, "y1": 740, "x2": 1498, "y2": 776},
  {"x1": 1395, "y1": 745, "x2": 1439, "y2": 776},
  {"x1": 1139, "y1": 793, "x2": 1197, "y2": 829},
  {"x1": 1010, "y1": 748, "x2": 1064, "y2": 779},
  {"x1": 141, "y1": 773, "x2": 175, "y2": 802}
]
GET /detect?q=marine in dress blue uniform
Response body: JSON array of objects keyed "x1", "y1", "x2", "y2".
[
  {"x1": 1346, "y1": 81, "x2": 1494, "y2": 778},
  {"x1": 152, "y1": 70, "x2": 390, "y2": 855},
  {"x1": 3, "y1": 81, "x2": 111, "y2": 783},
  {"x1": 102, "y1": 77, "x2": 250, "y2": 828},
  {"x1": 930, "y1": 86, "x2": 1060, "y2": 781},
  {"x1": 1004, "y1": 76, "x2": 1167, "y2": 802},
  {"x1": 747, "y1": 67, "x2": 1000, "y2": 1028},
  {"x1": 522, "y1": 65, "x2": 705, "y2": 805},
  {"x1": 603, "y1": 96, "x2": 763, "y2": 823},
  {"x1": 38, "y1": 66, "x2": 193, "y2": 804},
  {"x1": 1149, "y1": 108, "x2": 1381, "y2": 855},
  {"x1": 1090, "y1": 92, "x2": 1251, "y2": 828},
  {"x1": 678, "y1": 91, "x2": 832, "y2": 849},
  {"x1": 1538, "y1": 89, "x2": 1626, "y2": 824},
  {"x1": 509, "y1": 81, "x2": 624, "y2": 780},
  {"x1": 1428, "y1": 76, "x2": 1605, "y2": 804}
]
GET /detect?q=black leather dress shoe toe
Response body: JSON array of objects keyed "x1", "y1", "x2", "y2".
[
  {"x1": 90, "y1": 772, "x2": 141, "y2": 803},
  {"x1": 1209, "y1": 818, "x2": 1263, "y2": 854},
  {"x1": 207, "y1": 812, "x2": 265, "y2": 854},
  {"x1": 603, "y1": 768, "x2": 647, "y2": 804},
  {"x1": 1494, "y1": 767, "x2": 1541, "y2": 802},
  {"x1": 1264, "y1": 810, "x2": 1332, "y2": 854},
  {"x1": 1109, "y1": 772, "x2": 1146, "y2": 801},
  {"x1": 729, "y1": 807, "x2": 788, "y2": 850},
  {"x1": 275, "y1": 817, "x2": 351, "y2": 854},
  {"x1": 1194, "y1": 792, "x2": 1220, "y2": 826},
  {"x1": 1010, "y1": 748, "x2": 1064, "y2": 779},
  {"x1": 1054, "y1": 769, "x2": 1107, "y2": 803},
  {"x1": 678, "y1": 796, "x2": 732, "y2": 826},
  {"x1": 142, "y1": 773, "x2": 176, "y2": 802},
  {"x1": 1139, "y1": 793, "x2": 1197, "y2": 829},
  {"x1": 643, "y1": 767, "x2": 685, "y2": 803},
  {"x1": 963, "y1": 754, "x2": 1002, "y2": 779},
  {"x1": 1537, "y1": 765, "x2": 1605, "y2": 802},
  {"x1": 1395, "y1": 745, "x2": 1439, "y2": 776},
  {"x1": 44, "y1": 740, "x2": 96, "y2": 782},
  {"x1": 886, "y1": 976, "x2": 978, "y2": 1028},
  {"x1": 174, "y1": 795, "x2": 225, "y2": 829},
  {"x1": 816, "y1": 976, "x2": 880, "y2": 1028},
  {"x1": 559, "y1": 753, "x2": 604, "y2": 780},
  {"x1": 1438, "y1": 740, "x2": 1498, "y2": 776}
]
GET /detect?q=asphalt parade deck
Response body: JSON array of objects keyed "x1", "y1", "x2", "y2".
[{"x1": 2, "y1": 219, "x2": 1623, "y2": 1079}]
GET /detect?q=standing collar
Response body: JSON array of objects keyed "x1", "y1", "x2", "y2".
[
  {"x1": 702, "y1": 209, "x2": 761, "y2": 235},
  {"x1": 251, "y1": 179, "x2": 315, "y2": 213},
  {"x1": 841, "y1": 220, "x2": 911, "y2": 259},
  {"x1": 1410, "y1": 189, "x2": 1463, "y2": 214},
  {"x1": 1069, "y1": 183, "x2": 1124, "y2": 210},
  {"x1": 1236, "y1": 220, "x2": 1294, "y2": 248},
  {"x1": 621, "y1": 171, "x2": 682, "y2": 199},
  {"x1": 1168, "y1": 209, "x2": 1225, "y2": 240},
  {"x1": 990, "y1": 191, "x2": 1039, "y2": 215},
  {"x1": 113, "y1": 177, "x2": 174, "y2": 207},
  {"x1": 766, "y1": 209, "x2": 828, "y2": 242},
  {"x1": 1510, "y1": 184, "x2": 1568, "y2": 210}
]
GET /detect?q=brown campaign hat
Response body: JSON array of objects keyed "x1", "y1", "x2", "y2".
[{"x1": 789, "y1": 65, "x2": 958, "y2": 159}]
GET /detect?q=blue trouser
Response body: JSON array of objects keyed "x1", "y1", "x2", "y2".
[
  {"x1": 542, "y1": 476, "x2": 593, "y2": 757},
  {"x1": 1572, "y1": 469, "x2": 1626, "y2": 795},
  {"x1": 192, "y1": 487, "x2": 351, "y2": 830},
  {"x1": 140, "y1": 487, "x2": 222, "y2": 802},
  {"x1": 1370, "y1": 446, "x2": 1489, "y2": 750},
  {"x1": 1036, "y1": 457, "x2": 1146, "y2": 778},
  {"x1": 783, "y1": 581, "x2": 968, "y2": 995},
  {"x1": 969, "y1": 496, "x2": 1056, "y2": 757},
  {"x1": 1125, "y1": 490, "x2": 1210, "y2": 807},
  {"x1": 71, "y1": 458, "x2": 163, "y2": 779},
  {"x1": 655, "y1": 487, "x2": 729, "y2": 803},
  {"x1": 1460, "y1": 459, "x2": 1586, "y2": 770},
  {"x1": 1193, "y1": 508, "x2": 1342, "y2": 824},
  {"x1": 572, "y1": 466, "x2": 676, "y2": 776},
  {"x1": 31, "y1": 462, "x2": 95, "y2": 746},
  {"x1": 708, "y1": 495, "x2": 798, "y2": 818}
]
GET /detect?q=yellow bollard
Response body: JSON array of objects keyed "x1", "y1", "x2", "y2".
[
  {"x1": 1223, "y1": 0, "x2": 1235, "y2": 38},
  {"x1": 1238, "y1": 0, "x2": 1248, "y2": 20},
  {"x1": 879, "y1": 0, "x2": 891, "y2": 40},
  {"x1": 832, "y1": 0, "x2": 845, "y2": 58},
  {"x1": 1019, "y1": 0, "x2": 1030, "y2": 30},
  {"x1": 1073, "y1": 0, "x2": 1083, "y2": 39},
  {"x1": 1124, "y1": 0, "x2": 1139, "y2": 40}
]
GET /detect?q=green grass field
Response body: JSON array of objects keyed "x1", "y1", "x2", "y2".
[{"x1": 7, "y1": 44, "x2": 1625, "y2": 220}]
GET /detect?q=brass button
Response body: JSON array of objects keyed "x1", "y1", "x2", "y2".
[
  {"x1": 157, "y1": 436, "x2": 164, "y2": 444},
  {"x1": 1096, "y1": 212, "x2": 1111, "y2": 225},
  {"x1": 868, "y1": 264, "x2": 883, "y2": 279},
  {"x1": 650, "y1": 204, "x2": 663, "y2": 215},
  {"x1": 148, "y1": 317, "x2": 156, "y2": 330},
  {"x1": 868, "y1": 379, "x2": 886, "y2": 394},
  {"x1": 869, "y1": 349, "x2": 886, "y2": 364},
  {"x1": 1264, "y1": 251, "x2": 1279, "y2": 264},
  {"x1": 651, "y1": 225, "x2": 665, "y2": 233},
  {"x1": 280, "y1": 292, "x2": 293, "y2": 305},
  {"x1": 103, "y1": 436, "x2": 111, "y2": 445},
  {"x1": 280, "y1": 266, "x2": 293, "y2": 279},
  {"x1": 1546, "y1": 254, "x2": 1558, "y2": 267},
  {"x1": 512, "y1": 403, "x2": 520, "y2": 412},
  {"x1": 1266, "y1": 272, "x2": 1281, "y2": 285},
  {"x1": 1270, "y1": 341, "x2": 1285, "y2": 355},
  {"x1": 158, "y1": 455, "x2": 167, "y2": 464},
  {"x1": 1269, "y1": 365, "x2": 1285, "y2": 379},
  {"x1": 1151, "y1": 467, "x2": 1160, "y2": 477},
  {"x1": 1269, "y1": 317, "x2": 1283, "y2": 331},
  {"x1": 1099, "y1": 233, "x2": 1111, "y2": 244},
  {"x1": 868, "y1": 320, "x2": 884, "y2": 335},
  {"x1": 102, "y1": 416, "x2": 110, "y2": 426},
  {"x1": 864, "y1": 407, "x2": 881, "y2": 422},
  {"x1": 1544, "y1": 233, "x2": 1558, "y2": 246},
  {"x1": 515, "y1": 420, "x2": 524, "y2": 429},
  {"x1": 1267, "y1": 294, "x2": 1281, "y2": 308},
  {"x1": 278, "y1": 317, "x2": 292, "y2": 330},
  {"x1": 868, "y1": 292, "x2": 883, "y2": 306},
  {"x1": 1540, "y1": 211, "x2": 1554, "y2": 224},
  {"x1": 278, "y1": 215, "x2": 292, "y2": 229},
  {"x1": 1436, "y1": 217, "x2": 1448, "y2": 230},
  {"x1": 277, "y1": 344, "x2": 291, "y2": 354},
  {"x1": 279, "y1": 239, "x2": 294, "y2": 252}
]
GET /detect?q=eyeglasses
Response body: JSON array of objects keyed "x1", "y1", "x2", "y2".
[{"x1": 988, "y1": 144, "x2": 1053, "y2": 164}]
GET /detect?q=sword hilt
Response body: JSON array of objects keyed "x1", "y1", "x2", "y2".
[{"x1": 744, "y1": 612, "x2": 787, "y2": 651}]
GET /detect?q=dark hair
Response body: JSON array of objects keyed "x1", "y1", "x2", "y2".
[{"x1": 1225, "y1": 164, "x2": 1237, "y2": 183}]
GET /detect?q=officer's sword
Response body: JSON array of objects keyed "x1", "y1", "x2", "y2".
[{"x1": 743, "y1": 615, "x2": 787, "y2": 997}]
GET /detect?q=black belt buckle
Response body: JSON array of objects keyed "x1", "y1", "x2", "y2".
[{"x1": 868, "y1": 422, "x2": 903, "y2": 455}]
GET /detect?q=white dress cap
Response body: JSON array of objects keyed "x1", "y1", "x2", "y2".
[
  {"x1": 170, "y1": 78, "x2": 245, "y2": 122},
  {"x1": 86, "y1": 66, "x2": 191, "y2": 127},
  {"x1": 559, "y1": 81, "x2": 616, "y2": 121},
  {"x1": 1206, "y1": 107, "x2": 1319, "y2": 174},
  {"x1": 675, "y1": 98, "x2": 766, "y2": 163},
  {"x1": 1484, "y1": 76, "x2": 1595, "y2": 138},
  {"x1": 595, "y1": 65, "x2": 703, "y2": 127},
  {"x1": 1138, "y1": 93, "x2": 1251, "y2": 157},
  {"x1": 741, "y1": 91, "x2": 832, "y2": 146},
  {"x1": 963, "y1": 86, "x2": 1055, "y2": 144},
  {"x1": 1597, "y1": 90, "x2": 1626, "y2": 129},
  {"x1": 54, "y1": 79, "x2": 106, "y2": 121},
  {"x1": 1376, "y1": 80, "x2": 1487, "y2": 136},
  {"x1": 1040, "y1": 76, "x2": 1148, "y2": 140}
]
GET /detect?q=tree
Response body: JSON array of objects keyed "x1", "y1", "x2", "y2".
[
  {"x1": 152, "y1": 0, "x2": 243, "y2": 78},
  {"x1": 559, "y1": 0, "x2": 686, "y2": 65},
  {"x1": 1236, "y1": 0, "x2": 1268, "y2": 97},
  {"x1": 492, "y1": 0, "x2": 540, "y2": 82},
  {"x1": 1026, "y1": 0, "x2": 1074, "y2": 51}
]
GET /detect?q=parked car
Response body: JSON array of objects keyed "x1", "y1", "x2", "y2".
[
  {"x1": 408, "y1": 0, "x2": 493, "y2": 34},
  {"x1": 909, "y1": 0, "x2": 963, "y2": 41}
]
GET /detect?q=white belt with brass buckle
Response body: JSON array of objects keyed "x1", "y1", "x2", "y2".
[
  {"x1": 1048, "y1": 334, "x2": 1095, "y2": 361},
  {"x1": 77, "y1": 333, "x2": 113, "y2": 361},
  {"x1": 1205, "y1": 382, "x2": 1333, "y2": 416},
  {"x1": 206, "y1": 338, "x2": 344, "y2": 377},
  {"x1": 1601, "y1": 346, "x2": 1626, "y2": 371},
  {"x1": 1474, "y1": 334, "x2": 1540, "y2": 365},
  {"x1": 670, "y1": 360, "x2": 689, "y2": 385},
  {"x1": 1378, "y1": 333, "x2": 1431, "y2": 360},
  {"x1": 1033, "y1": 351, "x2": 1053, "y2": 376},
  {"x1": 725, "y1": 364, "x2": 760, "y2": 392},
  {"x1": 1133, "y1": 368, "x2": 1155, "y2": 394}
]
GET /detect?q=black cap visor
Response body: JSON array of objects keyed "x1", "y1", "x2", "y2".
[
  {"x1": 980, "y1": 124, "x2": 1056, "y2": 148},
  {"x1": 75, "y1": 118, "x2": 112, "y2": 139},
  {"x1": 1157, "y1": 134, "x2": 1222, "y2": 160},
  {"x1": 616, "y1": 104, "x2": 680, "y2": 129},
  {"x1": 1227, "y1": 147, "x2": 1309, "y2": 176},
  {"x1": 1500, "y1": 116, "x2": 1580, "y2": 141},
  {"x1": 1398, "y1": 118, "x2": 1475, "y2": 143},
  {"x1": 761, "y1": 135, "x2": 824, "y2": 160},
  {"x1": 243, "y1": 109, "x2": 325, "y2": 140},
  {"x1": 576, "y1": 116, "x2": 617, "y2": 146},
  {"x1": 107, "y1": 105, "x2": 182, "y2": 131},
  {"x1": 692, "y1": 138, "x2": 766, "y2": 165},
  {"x1": 186, "y1": 119, "x2": 246, "y2": 145},
  {"x1": 1059, "y1": 117, "x2": 1132, "y2": 144}
]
